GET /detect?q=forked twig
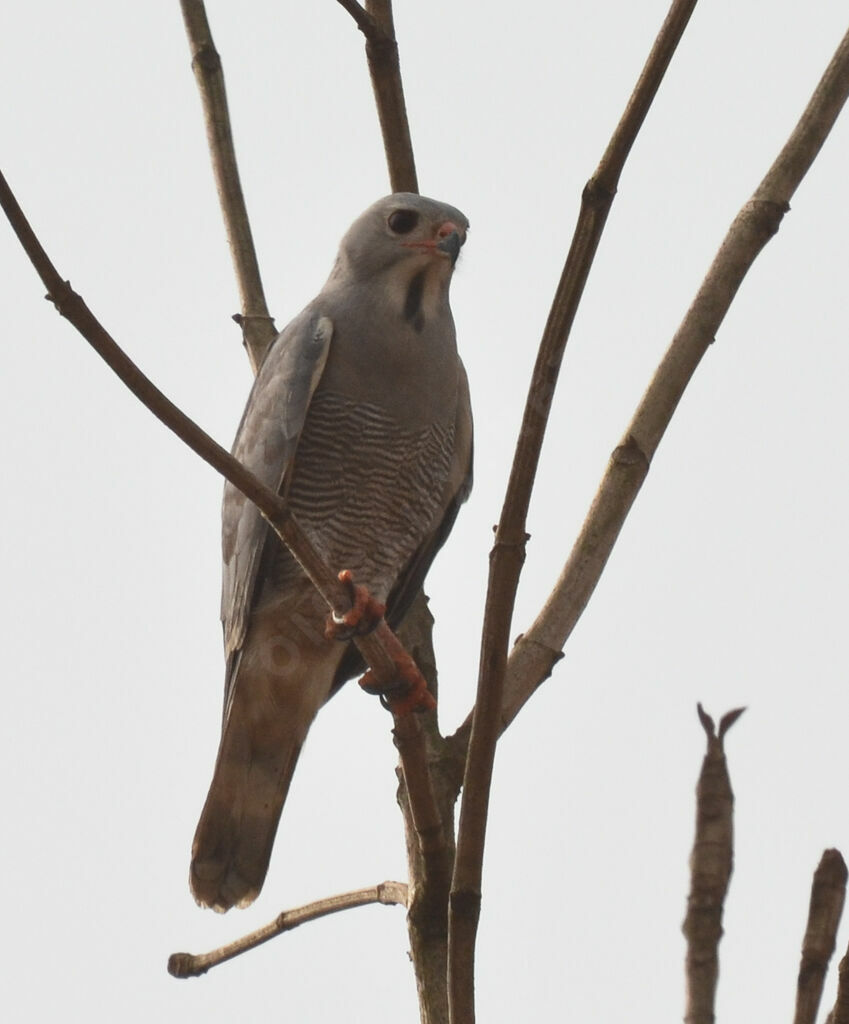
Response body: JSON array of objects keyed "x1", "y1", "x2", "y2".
[
  {"x1": 447, "y1": 2, "x2": 701, "y2": 1019},
  {"x1": 180, "y1": 0, "x2": 277, "y2": 371},
  {"x1": 682, "y1": 705, "x2": 744, "y2": 1024},
  {"x1": 335, "y1": 0, "x2": 381, "y2": 38},
  {"x1": 168, "y1": 881, "x2": 408, "y2": 977}
]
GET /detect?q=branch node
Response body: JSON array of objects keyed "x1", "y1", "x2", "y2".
[
  {"x1": 747, "y1": 197, "x2": 791, "y2": 240},
  {"x1": 582, "y1": 176, "x2": 617, "y2": 206},
  {"x1": 366, "y1": 33, "x2": 399, "y2": 60},
  {"x1": 449, "y1": 888, "x2": 482, "y2": 923},
  {"x1": 232, "y1": 312, "x2": 276, "y2": 329},
  {"x1": 612, "y1": 434, "x2": 650, "y2": 469},
  {"x1": 192, "y1": 42, "x2": 220, "y2": 75},
  {"x1": 335, "y1": 0, "x2": 386, "y2": 43}
]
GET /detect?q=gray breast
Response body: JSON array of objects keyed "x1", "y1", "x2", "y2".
[{"x1": 261, "y1": 389, "x2": 455, "y2": 604}]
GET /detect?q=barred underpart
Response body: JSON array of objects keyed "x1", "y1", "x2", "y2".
[{"x1": 264, "y1": 389, "x2": 455, "y2": 601}]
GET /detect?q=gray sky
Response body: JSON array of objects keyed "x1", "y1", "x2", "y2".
[{"x1": 2, "y1": 2, "x2": 848, "y2": 1021}]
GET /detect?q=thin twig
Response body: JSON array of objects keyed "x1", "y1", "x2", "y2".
[
  {"x1": 793, "y1": 850, "x2": 848, "y2": 1024},
  {"x1": 446, "y1": 3, "x2": 700, "y2": 1019},
  {"x1": 335, "y1": 0, "x2": 382, "y2": 39},
  {"x1": 337, "y1": 0, "x2": 418, "y2": 192},
  {"x1": 168, "y1": 880, "x2": 408, "y2": 977},
  {"x1": 180, "y1": 0, "x2": 277, "y2": 371},
  {"x1": 0, "y1": 166, "x2": 427, "y2": 704},
  {"x1": 451, "y1": 17, "x2": 849, "y2": 753},
  {"x1": 682, "y1": 705, "x2": 744, "y2": 1024}
]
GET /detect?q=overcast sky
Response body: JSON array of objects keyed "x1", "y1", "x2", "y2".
[{"x1": 2, "y1": 2, "x2": 849, "y2": 1021}]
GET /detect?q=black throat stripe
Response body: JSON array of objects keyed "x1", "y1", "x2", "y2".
[{"x1": 403, "y1": 270, "x2": 427, "y2": 332}]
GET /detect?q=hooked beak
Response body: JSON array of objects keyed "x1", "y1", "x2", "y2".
[
  {"x1": 401, "y1": 220, "x2": 465, "y2": 266},
  {"x1": 436, "y1": 229, "x2": 463, "y2": 265}
]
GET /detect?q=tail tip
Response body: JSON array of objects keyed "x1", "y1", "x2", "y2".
[{"x1": 190, "y1": 857, "x2": 261, "y2": 913}]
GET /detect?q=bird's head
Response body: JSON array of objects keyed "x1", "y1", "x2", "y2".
[{"x1": 331, "y1": 193, "x2": 469, "y2": 284}]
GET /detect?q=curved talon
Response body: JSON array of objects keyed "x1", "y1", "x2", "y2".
[
  {"x1": 324, "y1": 569, "x2": 386, "y2": 641},
  {"x1": 358, "y1": 626, "x2": 436, "y2": 716}
]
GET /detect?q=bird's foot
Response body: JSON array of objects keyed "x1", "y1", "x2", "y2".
[
  {"x1": 359, "y1": 626, "x2": 436, "y2": 716},
  {"x1": 325, "y1": 570, "x2": 435, "y2": 715},
  {"x1": 324, "y1": 569, "x2": 386, "y2": 641}
]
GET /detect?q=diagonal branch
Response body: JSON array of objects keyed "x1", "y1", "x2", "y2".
[
  {"x1": 793, "y1": 850, "x2": 848, "y2": 1024},
  {"x1": 337, "y1": 0, "x2": 418, "y2": 193},
  {"x1": 180, "y1": 0, "x2": 277, "y2": 371},
  {"x1": 168, "y1": 880, "x2": 408, "y2": 978},
  {"x1": 682, "y1": 705, "x2": 744, "y2": 1024},
  {"x1": 449, "y1": 17, "x2": 849, "y2": 751},
  {"x1": 446, "y1": 2, "x2": 701, "y2": 1019}
]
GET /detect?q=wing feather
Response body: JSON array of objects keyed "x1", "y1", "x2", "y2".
[{"x1": 221, "y1": 313, "x2": 334, "y2": 664}]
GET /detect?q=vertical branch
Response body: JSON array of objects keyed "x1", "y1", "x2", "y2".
[
  {"x1": 793, "y1": 850, "x2": 848, "y2": 1024},
  {"x1": 364, "y1": 1, "x2": 418, "y2": 192},
  {"x1": 682, "y1": 705, "x2": 744, "y2": 1024},
  {"x1": 337, "y1": 0, "x2": 418, "y2": 192},
  {"x1": 447, "y1": 3, "x2": 700, "y2": 1019},
  {"x1": 396, "y1": 715, "x2": 459, "y2": 1024},
  {"x1": 180, "y1": 0, "x2": 277, "y2": 371},
  {"x1": 394, "y1": 594, "x2": 464, "y2": 1024}
]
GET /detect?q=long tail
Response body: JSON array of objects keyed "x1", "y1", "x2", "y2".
[
  {"x1": 190, "y1": 638, "x2": 339, "y2": 912},
  {"x1": 190, "y1": 720, "x2": 301, "y2": 912}
]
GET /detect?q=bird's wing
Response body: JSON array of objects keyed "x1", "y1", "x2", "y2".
[{"x1": 221, "y1": 312, "x2": 334, "y2": 666}]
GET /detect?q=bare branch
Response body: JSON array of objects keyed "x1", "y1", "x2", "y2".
[
  {"x1": 451, "y1": 17, "x2": 849, "y2": 746},
  {"x1": 395, "y1": 716, "x2": 453, "y2": 1024},
  {"x1": 682, "y1": 704, "x2": 743, "y2": 1024},
  {"x1": 168, "y1": 880, "x2": 408, "y2": 978},
  {"x1": 394, "y1": 712, "x2": 452, "y2": 880},
  {"x1": 180, "y1": 0, "x2": 277, "y2": 371},
  {"x1": 446, "y1": 3, "x2": 700, "y2": 1017},
  {"x1": 794, "y1": 850, "x2": 848, "y2": 1024},
  {"x1": 337, "y1": 0, "x2": 418, "y2": 193},
  {"x1": 394, "y1": 594, "x2": 463, "y2": 1024}
]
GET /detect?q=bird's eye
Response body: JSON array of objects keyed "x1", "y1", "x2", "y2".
[{"x1": 388, "y1": 209, "x2": 419, "y2": 234}]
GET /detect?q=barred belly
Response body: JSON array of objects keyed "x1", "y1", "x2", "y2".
[{"x1": 263, "y1": 389, "x2": 454, "y2": 602}]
